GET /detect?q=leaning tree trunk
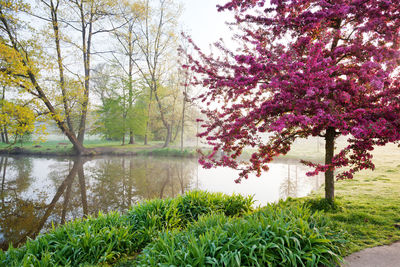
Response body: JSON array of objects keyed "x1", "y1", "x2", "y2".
[
  {"x1": 0, "y1": 8, "x2": 86, "y2": 155},
  {"x1": 325, "y1": 127, "x2": 336, "y2": 202},
  {"x1": 21, "y1": 158, "x2": 80, "y2": 244}
]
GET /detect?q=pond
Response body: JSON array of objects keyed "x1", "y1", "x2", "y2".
[{"x1": 0, "y1": 155, "x2": 323, "y2": 250}]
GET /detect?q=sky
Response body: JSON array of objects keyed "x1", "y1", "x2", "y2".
[{"x1": 180, "y1": 0, "x2": 235, "y2": 52}]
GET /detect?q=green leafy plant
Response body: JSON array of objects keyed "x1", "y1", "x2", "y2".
[
  {"x1": 0, "y1": 191, "x2": 253, "y2": 266},
  {"x1": 136, "y1": 202, "x2": 345, "y2": 267}
]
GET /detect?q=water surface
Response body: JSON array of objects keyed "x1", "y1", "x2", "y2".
[{"x1": 0, "y1": 155, "x2": 323, "y2": 249}]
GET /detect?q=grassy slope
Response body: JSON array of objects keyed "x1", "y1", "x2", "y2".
[{"x1": 291, "y1": 143, "x2": 400, "y2": 255}]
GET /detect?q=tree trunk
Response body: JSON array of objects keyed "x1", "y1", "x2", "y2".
[
  {"x1": 172, "y1": 123, "x2": 179, "y2": 143},
  {"x1": 1, "y1": 86, "x2": 5, "y2": 144},
  {"x1": 169, "y1": 120, "x2": 176, "y2": 143},
  {"x1": 77, "y1": 68, "x2": 89, "y2": 145},
  {"x1": 324, "y1": 22, "x2": 341, "y2": 202},
  {"x1": 128, "y1": 26, "x2": 135, "y2": 145},
  {"x1": 77, "y1": 4, "x2": 93, "y2": 145},
  {"x1": 0, "y1": 13, "x2": 86, "y2": 154},
  {"x1": 1, "y1": 157, "x2": 6, "y2": 206},
  {"x1": 50, "y1": 0, "x2": 74, "y2": 133},
  {"x1": 129, "y1": 131, "x2": 135, "y2": 144},
  {"x1": 180, "y1": 98, "x2": 186, "y2": 152},
  {"x1": 153, "y1": 86, "x2": 171, "y2": 148},
  {"x1": 3, "y1": 127, "x2": 8, "y2": 144},
  {"x1": 122, "y1": 111, "x2": 127, "y2": 146},
  {"x1": 144, "y1": 126, "x2": 149, "y2": 145},
  {"x1": 163, "y1": 124, "x2": 171, "y2": 148},
  {"x1": 325, "y1": 127, "x2": 336, "y2": 202},
  {"x1": 144, "y1": 89, "x2": 153, "y2": 145}
]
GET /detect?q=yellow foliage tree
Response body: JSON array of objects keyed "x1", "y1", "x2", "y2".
[{"x1": 0, "y1": 100, "x2": 35, "y2": 144}]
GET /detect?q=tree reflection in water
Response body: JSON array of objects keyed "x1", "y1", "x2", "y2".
[
  {"x1": 279, "y1": 163, "x2": 324, "y2": 200},
  {"x1": 87, "y1": 157, "x2": 195, "y2": 213},
  {"x1": 0, "y1": 156, "x2": 322, "y2": 250},
  {"x1": 0, "y1": 156, "x2": 34, "y2": 250},
  {"x1": 0, "y1": 156, "x2": 195, "y2": 250},
  {"x1": 279, "y1": 164, "x2": 299, "y2": 199}
]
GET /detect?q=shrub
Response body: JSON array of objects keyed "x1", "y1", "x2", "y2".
[
  {"x1": 1, "y1": 212, "x2": 135, "y2": 266},
  {"x1": 174, "y1": 191, "x2": 254, "y2": 222},
  {"x1": 136, "y1": 202, "x2": 345, "y2": 267},
  {"x1": 125, "y1": 191, "x2": 254, "y2": 251},
  {"x1": 301, "y1": 198, "x2": 342, "y2": 212},
  {"x1": 0, "y1": 191, "x2": 253, "y2": 266}
]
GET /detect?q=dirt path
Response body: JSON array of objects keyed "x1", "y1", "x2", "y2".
[{"x1": 342, "y1": 241, "x2": 400, "y2": 267}]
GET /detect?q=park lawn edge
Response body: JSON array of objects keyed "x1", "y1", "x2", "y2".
[
  {"x1": 290, "y1": 146, "x2": 400, "y2": 256},
  {"x1": 0, "y1": 141, "x2": 198, "y2": 158}
]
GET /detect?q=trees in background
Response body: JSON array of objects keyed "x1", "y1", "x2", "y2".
[
  {"x1": 187, "y1": 0, "x2": 400, "y2": 201},
  {"x1": 0, "y1": 0, "x2": 196, "y2": 150},
  {"x1": 132, "y1": 0, "x2": 181, "y2": 147},
  {"x1": 91, "y1": 0, "x2": 190, "y2": 147},
  {"x1": 91, "y1": 68, "x2": 147, "y2": 144},
  {"x1": 111, "y1": 0, "x2": 145, "y2": 144}
]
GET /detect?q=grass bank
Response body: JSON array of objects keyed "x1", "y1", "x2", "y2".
[
  {"x1": 292, "y1": 144, "x2": 400, "y2": 255},
  {"x1": 0, "y1": 140, "x2": 197, "y2": 158}
]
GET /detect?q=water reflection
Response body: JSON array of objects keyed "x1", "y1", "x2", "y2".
[{"x1": 0, "y1": 156, "x2": 322, "y2": 250}]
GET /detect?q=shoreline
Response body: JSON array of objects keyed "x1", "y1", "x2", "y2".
[
  {"x1": 0, "y1": 146, "x2": 322, "y2": 165},
  {"x1": 0, "y1": 146, "x2": 199, "y2": 158}
]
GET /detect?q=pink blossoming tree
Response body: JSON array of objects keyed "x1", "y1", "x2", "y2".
[{"x1": 185, "y1": 0, "x2": 400, "y2": 201}]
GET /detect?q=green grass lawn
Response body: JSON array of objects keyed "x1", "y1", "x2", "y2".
[
  {"x1": 241, "y1": 139, "x2": 400, "y2": 255},
  {"x1": 0, "y1": 140, "x2": 75, "y2": 154},
  {"x1": 292, "y1": 143, "x2": 400, "y2": 255}
]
